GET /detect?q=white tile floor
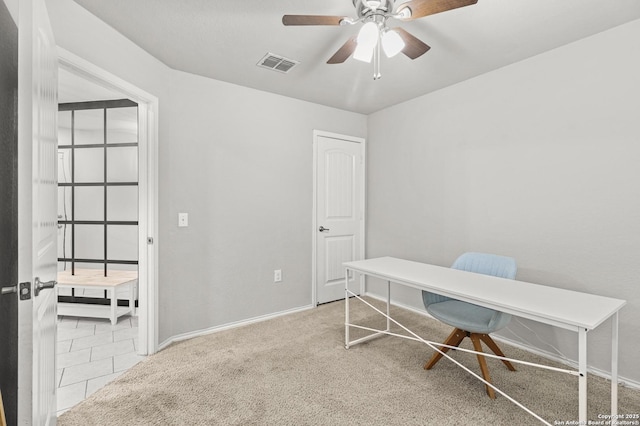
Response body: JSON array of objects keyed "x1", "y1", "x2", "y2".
[{"x1": 56, "y1": 314, "x2": 144, "y2": 416}]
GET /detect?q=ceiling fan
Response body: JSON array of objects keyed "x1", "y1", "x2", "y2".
[{"x1": 283, "y1": 0, "x2": 478, "y2": 79}]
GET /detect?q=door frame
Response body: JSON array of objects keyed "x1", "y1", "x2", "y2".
[
  {"x1": 0, "y1": 0, "x2": 19, "y2": 422},
  {"x1": 311, "y1": 130, "x2": 366, "y2": 306},
  {"x1": 57, "y1": 48, "x2": 159, "y2": 355}
]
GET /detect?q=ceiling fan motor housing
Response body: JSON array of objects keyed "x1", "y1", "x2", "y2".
[{"x1": 353, "y1": 0, "x2": 396, "y2": 18}]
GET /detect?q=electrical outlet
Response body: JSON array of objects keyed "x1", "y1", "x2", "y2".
[{"x1": 274, "y1": 269, "x2": 282, "y2": 283}]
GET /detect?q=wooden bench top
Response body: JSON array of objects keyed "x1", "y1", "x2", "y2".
[{"x1": 57, "y1": 268, "x2": 138, "y2": 287}]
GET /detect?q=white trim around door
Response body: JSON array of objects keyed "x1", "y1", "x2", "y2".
[{"x1": 57, "y1": 48, "x2": 160, "y2": 355}]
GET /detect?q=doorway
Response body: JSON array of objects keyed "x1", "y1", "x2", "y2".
[
  {"x1": 58, "y1": 48, "x2": 158, "y2": 357},
  {"x1": 54, "y1": 51, "x2": 158, "y2": 413},
  {"x1": 312, "y1": 130, "x2": 365, "y2": 305},
  {"x1": 55, "y1": 69, "x2": 140, "y2": 415}
]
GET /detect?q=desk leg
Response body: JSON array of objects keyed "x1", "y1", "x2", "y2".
[
  {"x1": 578, "y1": 328, "x2": 587, "y2": 423},
  {"x1": 386, "y1": 281, "x2": 391, "y2": 332},
  {"x1": 111, "y1": 287, "x2": 117, "y2": 325},
  {"x1": 345, "y1": 268, "x2": 350, "y2": 349},
  {"x1": 611, "y1": 311, "x2": 619, "y2": 418}
]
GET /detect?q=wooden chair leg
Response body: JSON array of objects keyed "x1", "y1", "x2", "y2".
[
  {"x1": 1, "y1": 390, "x2": 6, "y2": 426},
  {"x1": 470, "y1": 333, "x2": 496, "y2": 399},
  {"x1": 478, "y1": 334, "x2": 516, "y2": 371},
  {"x1": 424, "y1": 328, "x2": 466, "y2": 370}
]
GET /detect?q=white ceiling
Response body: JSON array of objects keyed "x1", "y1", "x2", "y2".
[{"x1": 71, "y1": 0, "x2": 640, "y2": 114}]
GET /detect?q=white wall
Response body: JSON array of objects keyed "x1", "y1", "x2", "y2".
[
  {"x1": 3, "y1": 0, "x2": 16, "y2": 23},
  {"x1": 46, "y1": 0, "x2": 367, "y2": 344},
  {"x1": 367, "y1": 19, "x2": 640, "y2": 384},
  {"x1": 159, "y1": 71, "x2": 367, "y2": 339}
]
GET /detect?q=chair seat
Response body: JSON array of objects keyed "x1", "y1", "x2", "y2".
[
  {"x1": 422, "y1": 252, "x2": 517, "y2": 398},
  {"x1": 427, "y1": 300, "x2": 511, "y2": 334}
]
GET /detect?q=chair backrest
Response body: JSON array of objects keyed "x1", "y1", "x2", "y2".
[
  {"x1": 451, "y1": 252, "x2": 517, "y2": 279},
  {"x1": 422, "y1": 252, "x2": 517, "y2": 308}
]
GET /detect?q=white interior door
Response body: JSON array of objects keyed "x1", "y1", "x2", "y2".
[
  {"x1": 314, "y1": 131, "x2": 365, "y2": 305},
  {"x1": 18, "y1": 0, "x2": 59, "y2": 424}
]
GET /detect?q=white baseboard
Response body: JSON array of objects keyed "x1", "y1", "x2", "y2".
[
  {"x1": 158, "y1": 304, "x2": 315, "y2": 351},
  {"x1": 363, "y1": 291, "x2": 640, "y2": 391},
  {"x1": 157, "y1": 293, "x2": 640, "y2": 391}
]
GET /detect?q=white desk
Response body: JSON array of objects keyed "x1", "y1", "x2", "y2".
[
  {"x1": 57, "y1": 269, "x2": 137, "y2": 325},
  {"x1": 344, "y1": 257, "x2": 626, "y2": 425}
]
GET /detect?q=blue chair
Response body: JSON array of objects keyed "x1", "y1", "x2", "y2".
[{"x1": 422, "y1": 252, "x2": 517, "y2": 399}]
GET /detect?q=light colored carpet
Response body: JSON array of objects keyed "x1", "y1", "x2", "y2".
[{"x1": 58, "y1": 298, "x2": 639, "y2": 425}]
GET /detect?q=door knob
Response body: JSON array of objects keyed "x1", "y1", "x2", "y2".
[
  {"x1": 319, "y1": 226, "x2": 330, "y2": 232},
  {"x1": 1, "y1": 285, "x2": 17, "y2": 295},
  {"x1": 34, "y1": 277, "x2": 57, "y2": 297}
]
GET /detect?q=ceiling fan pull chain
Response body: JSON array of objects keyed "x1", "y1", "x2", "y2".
[{"x1": 373, "y1": 40, "x2": 382, "y2": 80}]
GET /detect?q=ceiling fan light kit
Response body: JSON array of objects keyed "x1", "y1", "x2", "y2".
[
  {"x1": 381, "y1": 28, "x2": 405, "y2": 58},
  {"x1": 353, "y1": 21, "x2": 379, "y2": 62},
  {"x1": 283, "y1": 0, "x2": 478, "y2": 79}
]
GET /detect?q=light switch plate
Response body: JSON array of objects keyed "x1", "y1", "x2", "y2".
[{"x1": 178, "y1": 212, "x2": 189, "y2": 227}]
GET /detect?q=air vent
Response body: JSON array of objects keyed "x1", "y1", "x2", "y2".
[{"x1": 257, "y1": 53, "x2": 299, "y2": 74}]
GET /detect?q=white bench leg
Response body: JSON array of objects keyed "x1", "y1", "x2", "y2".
[
  {"x1": 111, "y1": 287, "x2": 117, "y2": 325},
  {"x1": 129, "y1": 282, "x2": 135, "y2": 316}
]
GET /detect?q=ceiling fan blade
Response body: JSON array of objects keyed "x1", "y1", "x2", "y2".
[
  {"x1": 393, "y1": 28, "x2": 431, "y2": 59},
  {"x1": 396, "y1": 0, "x2": 478, "y2": 20},
  {"x1": 282, "y1": 15, "x2": 345, "y2": 26},
  {"x1": 327, "y1": 37, "x2": 358, "y2": 64}
]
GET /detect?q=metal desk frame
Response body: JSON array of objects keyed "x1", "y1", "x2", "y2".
[{"x1": 344, "y1": 257, "x2": 626, "y2": 425}]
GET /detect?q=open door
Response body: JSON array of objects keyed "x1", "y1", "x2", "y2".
[{"x1": 17, "y1": 0, "x2": 59, "y2": 424}]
